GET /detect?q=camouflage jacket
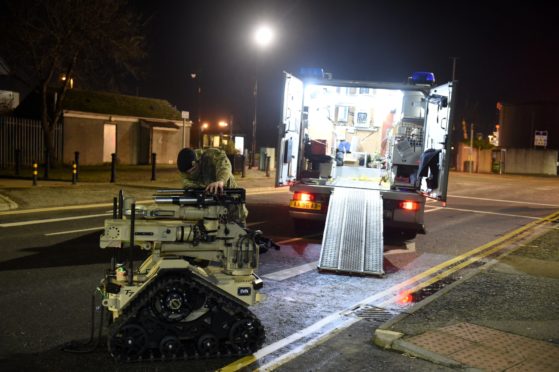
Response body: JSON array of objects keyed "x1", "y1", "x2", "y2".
[{"x1": 181, "y1": 148, "x2": 238, "y2": 189}]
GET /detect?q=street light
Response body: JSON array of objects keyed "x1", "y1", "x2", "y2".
[
  {"x1": 190, "y1": 73, "x2": 202, "y2": 147},
  {"x1": 250, "y1": 24, "x2": 275, "y2": 168},
  {"x1": 199, "y1": 122, "x2": 209, "y2": 148}
]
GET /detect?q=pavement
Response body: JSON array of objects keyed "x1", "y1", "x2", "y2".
[
  {"x1": 0, "y1": 166, "x2": 278, "y2": 212},
  {"x1": 1, "y1": 169, "x2": 558, "y2": 371}
]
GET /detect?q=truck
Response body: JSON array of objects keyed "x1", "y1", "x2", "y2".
[{"x1": 275, "y1": 70, "x2": 455, "y2": 275}]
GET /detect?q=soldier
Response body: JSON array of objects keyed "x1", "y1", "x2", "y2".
[{"x1": 177, "y1": 147, "x2": 247, "y2": 222}]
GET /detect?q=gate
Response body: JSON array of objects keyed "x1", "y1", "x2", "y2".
[{"x1": 0, "y1": 116, "x2": 63, "y2": 168}]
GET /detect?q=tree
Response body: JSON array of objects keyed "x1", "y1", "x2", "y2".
[{"x1": 0, "y1": 0, "x2": 146, "y2": 165}]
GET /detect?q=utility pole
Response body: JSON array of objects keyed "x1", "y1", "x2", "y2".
[
  {"x1": 251, "y1": 78, "x2": 258, "y2": 169},
  {"x1": 469, "y1": 122, "x2": 474, "y2": 173},
  {"x1": 450, "y1": 56, "x2": 459, "y2": 81}
]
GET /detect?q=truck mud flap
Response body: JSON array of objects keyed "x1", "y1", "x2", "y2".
[{"x1": 318, "y1": 187, "x2": 384, "y2": 276}]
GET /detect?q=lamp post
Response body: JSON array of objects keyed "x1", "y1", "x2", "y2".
[
  {"x1": 191, "y1": 73, "x2": 202, "y2": 147},
  {"x1": 251, "y1": 24, "x2": 274, "y2": 168},
  {"x1": 199, "y1": 122, "x2": 209, "y2": 148}
]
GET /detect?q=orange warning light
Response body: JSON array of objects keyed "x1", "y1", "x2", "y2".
[{"x1": 398, "y1": 291, "x2": 413, "y2": 304}]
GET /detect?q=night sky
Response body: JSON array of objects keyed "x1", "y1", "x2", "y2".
[{"x1": 135, "y1": 0, "x2": 558, "y2": 147}]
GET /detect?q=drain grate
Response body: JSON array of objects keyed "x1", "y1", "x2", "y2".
[{"x1": 352, "y1": 305, "x2": 395, "y2": 323}]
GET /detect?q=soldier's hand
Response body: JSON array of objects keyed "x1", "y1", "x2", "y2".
[{"x1": 206, "y1": 181, "x2": 224, "y2": 194}]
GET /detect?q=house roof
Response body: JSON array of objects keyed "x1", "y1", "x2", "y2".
[
  {"x1": 14, "y1": 88, "x2": 182, "y2": 120},
  {"x1": 63, "y1": 90, "x2": 181, "y2": 120}
]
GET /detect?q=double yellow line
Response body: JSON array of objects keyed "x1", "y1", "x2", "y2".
[
  {"x1": 393, "y1": 209, "x2": 559, "y2": 302},
  {"x1": 219, "y1": 209, "x2": 559, "y2": 372}
]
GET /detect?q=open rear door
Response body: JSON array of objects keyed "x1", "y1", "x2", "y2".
[
  {"x1": 276, "y1": 72, "x2": 304, "y2": 186},
  {"x1": 418, "y1": 82, "x2": 456, "y2": 201}
]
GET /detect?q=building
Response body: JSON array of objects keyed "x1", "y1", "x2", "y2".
[
  {"x1": 7, "y1": 89, "x2": 191, "y2": 166},
  {"x1": 498, "y1": 101, "x2": 559, "y2": 150}
]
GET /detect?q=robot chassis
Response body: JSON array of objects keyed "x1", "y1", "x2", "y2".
[{"x1": 98, "y1": 188, "x2": 276, "y2": 362}]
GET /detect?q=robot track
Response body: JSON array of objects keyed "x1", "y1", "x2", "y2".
[{"x1": 107, "y1": 271, "x2": 265, "y2": 362}]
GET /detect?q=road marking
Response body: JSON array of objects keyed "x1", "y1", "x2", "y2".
[
  {"x1": 0, "y1": 188, "x2": 287, "y2": 216},
  {"x1": 219, "y1": 209, "x2": 559, "y2": 372},
  {"x1": 249, "y1": 188, "x2": 290, "y2": 195},
  {"x1": 436, "y1": 206, "x2": 541, "y2": 220},
  {"x1": 0, "y1": 200, "x2": 153, "y2": 216},
  {"x1": 425, "y1": 206, "x2": 443, "y2": 213},
  {"x1": 0, "y1": 213, "x2": 111, "y2": 228},
  {"x1": 45, "y1": 226, "x2": 103, "y2": 236},
  {"x1": 262, "y1": 261, "x2": 318, "y2": 281},
  {"x1": 448, "y1": 194, "x2": 559, "y2": 207}
]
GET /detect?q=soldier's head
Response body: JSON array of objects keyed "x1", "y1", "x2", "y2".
[{"x1": 177, "y1": 148, "x2": 198, "y2": 173}]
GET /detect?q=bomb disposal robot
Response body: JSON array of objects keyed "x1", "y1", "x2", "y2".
[{"x1": 98, "y1": 188, "x2": 276, "y2": 362}]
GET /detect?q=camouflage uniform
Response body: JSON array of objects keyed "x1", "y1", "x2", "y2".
[{"x1": 181, "y1": 148, "x2": 247, "y2": 222}]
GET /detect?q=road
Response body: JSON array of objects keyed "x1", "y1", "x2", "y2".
[{"x1": 1, "y1": 173, "x2": 558, "y2": 371}]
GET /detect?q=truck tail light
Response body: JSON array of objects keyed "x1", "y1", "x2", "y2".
[
  {"x1": 293, "y1": 192, "x2": 315, "y2": 202},
  {"x1": 399, "y1": 200, "x2": 419, "y2": 211}
]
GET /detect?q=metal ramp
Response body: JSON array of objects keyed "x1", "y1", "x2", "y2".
[{"x1": 318, "y1": 187, "x2": 384, "y2": 276}]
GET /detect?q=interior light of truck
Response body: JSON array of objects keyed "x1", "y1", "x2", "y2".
[
  {"x1": 293, "y1": 192, "x2": 315, "y2": 202},
  {"x1": 400, "y1": 201, "x2": 419, "y2": 211}
]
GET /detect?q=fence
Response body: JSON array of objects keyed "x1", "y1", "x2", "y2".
[{"x1": 0, "y1": 116, "x2": 63, "y2": 168}]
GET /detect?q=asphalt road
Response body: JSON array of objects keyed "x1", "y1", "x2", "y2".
[{"x1": 1, "y1": 173, "x2": 558, "y2": 371}]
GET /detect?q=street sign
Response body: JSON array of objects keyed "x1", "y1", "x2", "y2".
[
  {"x1": 534, "y1": 130, "x2": 548, "y2": 147},
  {"x1": 181, "y1": 111, "x2": 189, "y2": 119}
]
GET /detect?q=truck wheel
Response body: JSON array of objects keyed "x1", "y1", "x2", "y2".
[
  {"x1": 292, "y1": 219, "x2": 324, "y2": 235},
  {"x1": 384, "y1": 228, "x2": 417, "y2": 241}
]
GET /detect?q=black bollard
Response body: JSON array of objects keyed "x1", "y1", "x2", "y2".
[
  {"x1": 43, "y1": 150, "x2": 49, "y2": 179},
  {"x1": 32, "y1": 160, "x2": 38, "y2": 186},
  {"x1": 71, "y1": 161, "x2": 77, "y2": 184},
  {"x1": 110, "y1": 153, "x2": 116, "y2": 183},
  {"x1": 118, "y1": 189, "x2": 123, "y2": 219},
  {"x1": 15, "y1": 149, "x2": 21, "y2": 176},
  {"x1": 265, "y1": 156, "x2": 271, "y2": 177},
  {"x1": 74, "y1": 151, "x2": 80, "y2": 181},
  {"x1": 151, "y1": 153, "x2": 156, "y2": 181},
  {"x1": 128, "y1": 202, "x2": 136, "y2": 286},
  {"x1": 241, "y1": 155, "x2": 246, "y2": 178},
  {"x1": 112, "y1": 197, "x2": 117, "y2": 219}
]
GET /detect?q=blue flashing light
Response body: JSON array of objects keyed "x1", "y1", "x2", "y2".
[
  {"x1": 299, "y1": 67, "x2": 325, "y2": 79},
  {"x1": 411, "y1": 72, "x2": 435, "y2": 85}
]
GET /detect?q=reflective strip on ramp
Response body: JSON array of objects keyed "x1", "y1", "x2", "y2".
[{"x1": 318, "y1": 187, "x2": 384, "y2": 275}]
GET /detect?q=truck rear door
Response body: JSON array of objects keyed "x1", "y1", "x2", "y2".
[
  {"x1": 276, "y1": 72, "x2": 304, "y2": 186},
  {"x1": 419, "y1": 82, "x2": 456, "y2": 201}
]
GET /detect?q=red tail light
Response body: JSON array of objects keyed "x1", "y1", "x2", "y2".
[
  {"x1": 293, "y1": 192, "x2": 315, "y2": 202},
  {"x1": 399, "y1": 200, "x2": 419, "y2": 211}
]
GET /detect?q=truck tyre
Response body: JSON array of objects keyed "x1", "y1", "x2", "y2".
[{"x1": 384, "y1": 227, "x2": 417, "y2": 241}]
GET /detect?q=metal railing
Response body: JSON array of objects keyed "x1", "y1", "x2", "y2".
[{"x1": 0, "y1": 116, "x2": 63, "y2": 168}]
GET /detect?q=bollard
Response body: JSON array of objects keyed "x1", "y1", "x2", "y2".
[
  {"x1": 151, "y1": 153, "x2": 156, "y2": 181},
  {"x1": 74, "y1": 151, "x2": 80, "y2": 181},
  {"x1": 15, "y1": 149, "x2": 21, "y2": 176},
  {"x1": 128, "y1": 202, "x2": 136, "y2": 286},
  {"x1": 265, "y1": 156, "x2": 271, "y2": 177},
  {"x1": 32, "y1": 160, "x2": 38, "y2": 186},
  {"x1": 112, "y1": 197, "x2": 118, "y2": 219},
  {"x1": 110, "y1": 153, "x2": 116, "y2": 183},
  {"x1": 72, "y1": 161, "x2": 77, "y2": 184},
  {"x1": 43, "y1": 150, "x2": 49, "y2": 179},
  {"x1": 241, "y1": 155, "x2": 246, "y2": 178}
]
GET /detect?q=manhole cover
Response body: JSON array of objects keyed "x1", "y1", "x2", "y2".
[{"x1": 352, "y1": 305, "x2": 395, "y2": 323}]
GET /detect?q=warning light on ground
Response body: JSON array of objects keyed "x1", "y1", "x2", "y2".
[{"x1": 398, "y1": 291, "x2": 413, "y2": 304}]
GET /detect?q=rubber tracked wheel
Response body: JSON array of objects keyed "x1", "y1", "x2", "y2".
[
  {"x1": 229, "y1": 319, "x2": 262, "y2": 352},
  {"x1": 159, "y1": 335, "x2": 184, "y2": 358},
  {"x1": 197, "y1": 333, "x2": 218, "y2": 355},
  {"x1": 109, "y1": 324, "x2": 148, "y2": 361}
]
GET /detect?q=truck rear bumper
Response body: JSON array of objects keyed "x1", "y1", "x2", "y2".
[{"x1": 289, "y1": 210, "x2": 327, "y2": 221}]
